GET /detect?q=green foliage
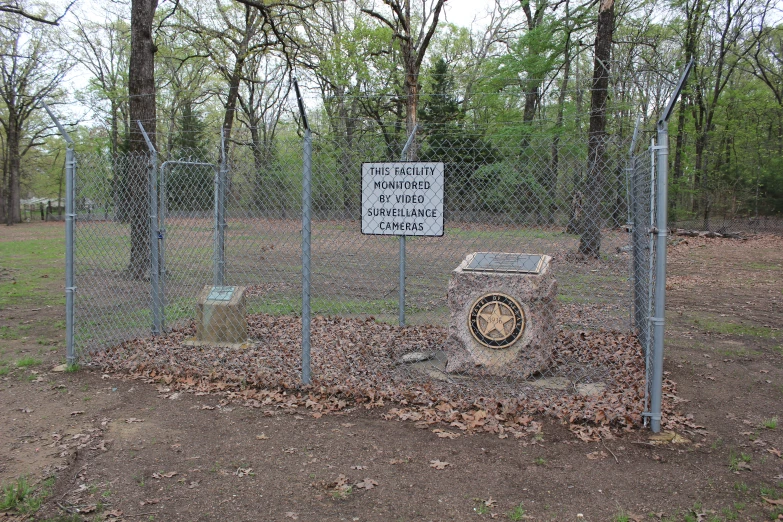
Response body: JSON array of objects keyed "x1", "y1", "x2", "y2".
[
  {"x1": 167, "y1": 102, "x2": 213, "y2": 212},
  {"x1": 470, "y1": 161, "x2": 549, "y2": 215}
]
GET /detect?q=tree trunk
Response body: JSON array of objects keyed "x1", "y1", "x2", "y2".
[
  {"x1": 6, "y1": 114, "x2": 21, "y2": 225},
  {"x1": 578, "y1": 0, "x2": 614, "y2": 257},
  {"x1": 550, "y1": 34, "x2": 571, "y2": 225},
  {"x1": 222, "y1": 6, "x2": 256, "y2": 150},
  {"x1": 127, "y1": 0, "x2": 158, "y2": 278}
]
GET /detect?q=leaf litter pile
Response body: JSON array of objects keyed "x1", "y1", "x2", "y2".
[{"x1": 92, "y1": 314, "x2": 681, "y2": 440}]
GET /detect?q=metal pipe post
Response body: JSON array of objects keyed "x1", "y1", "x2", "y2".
[
  {"x1": 138, "y1": 122, "x2": 162, "y2": 335},
  {"x1": 397, "y1": 126, "x2": 418, "y2": 326},
  {"x1": 214, "y1": 129, "x2": 228, "y2": 286},
  {"x1": 650, "y1": 122, "x2": 669, "y2": 433},
  {"x1": 65, "y1": 145, "x2": 76, "y2": 365},
  {"x1": 398, "y1": 236, "x2": 406, "y2": 325},
  {"x1": 301, "y1": 129, "x2": 313, "y2": 385},
  {"x1": 42, "y1": 102, "x2": 76, "y2": 365}
]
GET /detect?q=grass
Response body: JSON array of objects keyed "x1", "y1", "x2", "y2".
[
  {"x1": 0, "y1": 475, "x2": 53, "y2": 515},
  {"x1": 0, "y1": 236, "x2": 65, "y2": 309},
  {"x1": 534, "y1": 457, "x2": 546, "y2": 466},
  {"x1": 762, "y1": 417, "x2": 778, "y2": 429},
  {"x1": 507, "y1": 504, "x2": 526, "y2": 521},
  {"x1": 246, "y1": 296, "x2": 399, "y2": 317},
  {"x1": 16, "y1": 356, "x2": 42, "y2": 368},
  {"x1": 693, "y1": 317, "x2": 779, "y2": 339}
]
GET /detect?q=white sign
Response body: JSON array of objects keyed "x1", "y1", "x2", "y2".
[{"x1": 361, "y1": 162, "x2": 444, "y2": 236}]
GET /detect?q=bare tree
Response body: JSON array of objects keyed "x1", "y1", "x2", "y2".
[
  {"x1": 73, "y1": 15, "x2": 131, "y2": 157},
  {"x1": 0, "y1": 13, "x2": 70, "y2": 225},
  {"x1": 0, "y1": 0, "x2": 74, "y2": 26},
  {"x1": 362, "y1": 0, "x2": 447, "y2": 157}
]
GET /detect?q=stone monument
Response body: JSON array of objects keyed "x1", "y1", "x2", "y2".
[
  {"x1": 445, "y1": 252, "x2": 557, "y2": 377},
  {"x1": 192, "y1": 285, "x2": 248, "y2": 346}
]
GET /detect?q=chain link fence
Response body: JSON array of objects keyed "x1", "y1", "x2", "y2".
[{"x1": 63, "y1": 115, "x2": 665, "y2": 427}]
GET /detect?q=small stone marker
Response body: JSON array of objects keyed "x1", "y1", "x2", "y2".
[
  {"x1": 194, "y1": 285, "x2": 248, "y2": 346},
  {"x1": 445, "y1": 252, "x2": 557, "y2": 377}
]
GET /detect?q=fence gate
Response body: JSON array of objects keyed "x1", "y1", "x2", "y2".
[{"x1": 157, "y1": 158, "x2": 220, "y2": 333}]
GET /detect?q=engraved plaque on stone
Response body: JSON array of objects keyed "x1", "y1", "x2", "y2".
[
  {"x1": 207, "y1": 286, "x2": 235, "y2": 302},
  {"x1": 462, "y1": 252, "x2": 545, "y2": 274},
  {"x1": 445, "y1": 252, "x2": 556, "y2": 377}
]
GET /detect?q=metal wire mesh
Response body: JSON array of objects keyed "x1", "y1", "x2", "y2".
[
  {"x1": 71, "y1": 121, "x2": 658, "y2": 410},
  {"x1": 629, "y1": 145, "x2": 657, "y2": 413}
]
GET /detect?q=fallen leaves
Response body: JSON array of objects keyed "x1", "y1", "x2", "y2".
[
  {"x1": 586, "y1": 451, "x2": 608, "y2": 460},
  {"x1": 763, "y1": 497, "x2": 783, "y2": 506},
  {"x1": 234, "y1": 467, "x2": 254, "y2": 477},
  {"x1": 152, "y1": 471, "x2": 178, "y2": 479},
  {"x1": 125, "y1": 417, "x2": 144, "y2": 423},
  {"x1": 354, "y1": 478, "x2": 378, "y2": 490},
  {"x1": 93, "y1": 314, "x2": 665, "y2": 440},
  {"x1": 432, "y1": 429, "x2": 460, "y2": 439},
  {"x1": 429, "y1": 460, "x2": 450, "y2": 470},
  {"x1": 255, "y1": 433, "x2": 269, "y2": 440}
]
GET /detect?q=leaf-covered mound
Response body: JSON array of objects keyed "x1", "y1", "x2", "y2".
[{"x1": 92, "y1": 313, "x2": 676, "y2": 440}]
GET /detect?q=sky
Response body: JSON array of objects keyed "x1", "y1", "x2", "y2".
[{"x1": 443, "y1": 0, "x2": 499, "y2": 29}]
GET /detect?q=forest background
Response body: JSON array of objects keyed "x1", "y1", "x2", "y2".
[{"x1": 1, "y1": 0, "x2": 782, "y2": 231}]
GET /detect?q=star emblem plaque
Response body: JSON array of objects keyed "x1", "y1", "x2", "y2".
[{"x1": 468, "y1": 293, "x2": 525, "y2": 349}]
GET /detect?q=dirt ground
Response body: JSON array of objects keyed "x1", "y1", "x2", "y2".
[{"x1": 1, "y1": 223, "x2": 782, "y2": 521}]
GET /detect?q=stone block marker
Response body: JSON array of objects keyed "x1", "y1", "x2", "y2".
[
  {"x1": 194, "y1": 285, "x2": 248, "y2": 346},
  {"x1": 445, "y1": 252, "x2": 557, "y2": 377}
]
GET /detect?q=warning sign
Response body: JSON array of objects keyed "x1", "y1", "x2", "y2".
[{"x1": 361, "y1": 162, "x2": 444, "y2": 236}]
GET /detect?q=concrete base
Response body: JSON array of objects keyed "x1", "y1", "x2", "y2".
[
  {"x1": 195, "y1": 285, "x2": 248, "y2": 345},
  {"x1": 445, "y1": 253, "x2": 557, "y2": 377}
]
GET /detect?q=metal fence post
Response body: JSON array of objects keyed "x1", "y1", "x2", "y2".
[
  {"x1": 650, "y1": 127, "x2": 667, "y2": 433},
  {"x1": 294, "y1": 78, "x2": 313, "y2": 385},
  {"x1": 42, "y1": 102, "x2": 76, "y2": 365},
  {"x1": 138, "y1": 121, "x2": 162, "y2": 336},
  {"x1": 398, "y1": 126, "x2": 418, "y2": 326},
  {"x1": 649, "y1": 59, "x2": 694, "y2": 432},
  {"x1": 215, "y1": 129, "x2": 228, "y2": 286}
]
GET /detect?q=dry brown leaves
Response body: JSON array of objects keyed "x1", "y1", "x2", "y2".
[{"x1": 92, "y1": 313, "x2": 679, "y2": 440}]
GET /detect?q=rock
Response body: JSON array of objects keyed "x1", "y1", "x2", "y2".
[
  {"x1": 400, "y1": 352, "x2": 434, "y2": 364},
  {"x1": 52, "y1": 364, "x2": 68, "y2": 372},
  {"x1": 575, "y1": 382, "x2": 606, "y2": 396},
  {"x1": 195, "y1": 285, "x2": 248, "y2": 345},
  {"x1": 444, "y1": 252, "x2": 557, "y2": 378}
]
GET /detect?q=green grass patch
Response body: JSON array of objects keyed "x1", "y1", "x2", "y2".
[
  {"x1": 16, "y1": 357, "x2": 42, "y2": 368},
  {"x1": 693, "y1": 318, "x2": 779, "y2": 339},
  {"x1": 507, "y1": 504, "x2": 527, "y2": 521},
  {"x1": 746, "y1": 262, "x2": 782, "y2": 271},
  {"x1": 0, "y1": 236, "x2": 65, "y2": 309},
  {"x1": 717, "y1": 347, "x2": 762, "y2": 357},
  {"x1": 247, "y1": 296, "x2": 398, "y2": 317},
  {"x1": 0, "y1": 475, "x2": 53, "y2": 515}
]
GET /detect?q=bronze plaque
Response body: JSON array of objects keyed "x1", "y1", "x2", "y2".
[{"x1": 468, "y1": 293, "x2": 526, "y2": 349}]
